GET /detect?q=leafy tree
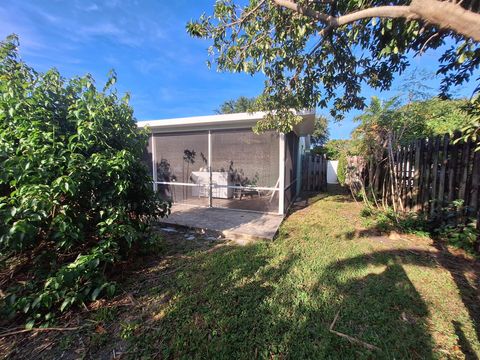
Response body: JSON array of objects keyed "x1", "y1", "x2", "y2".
[
  {"x1": 215, "y1": 96, "x2": 257, "y2": 114},
  {"x1": 401, "y1": 97, "x2": 471, "y2": 135},
  {"x1": 352, "y1": 96, "x2": 471, "y2": 159},
  {"x1": 0, "y1": 35, "x2": 169, "y2": 326},
  {"x1": 337, "y1": 153, "x2": 348, "y2": 186},
  {"x1": 314, "y1": 139, "x2": 354, "y2": 160},
  {"x1": 460, "y1": 97, "x2": 480, "y2": 151},
  {"x1": 310, "y1": 115, "x2": 329, "y2": 147},
  {"x1": 187, "y1": 0, "x2": 480, "y2": 133}
]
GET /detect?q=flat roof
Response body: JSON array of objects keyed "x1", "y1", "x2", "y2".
[{"x1": 137, "y1": 110, "x2": 315, "y2": 136}]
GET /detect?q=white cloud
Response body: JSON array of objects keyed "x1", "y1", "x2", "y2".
[
  {"x1": 84, "y1": 3, "x2": 100, "y2": 12},
  {"x1": 79, "y1": 22, "x2": 123, "y2": 37}
]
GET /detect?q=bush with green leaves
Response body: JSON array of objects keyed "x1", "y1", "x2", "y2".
[
  {"x1": 0, "y1": 35, "x2": 169, "y2": 327},
  {"x1": 336, "y1": 153, "x2": 347, "y2": 186}
]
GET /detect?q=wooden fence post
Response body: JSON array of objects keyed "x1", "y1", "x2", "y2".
[
  {"x1": 437, "y1": 134, "x2": 449, "y2": 213},
  {"x1": 447, "y1": 133, "x2": 460, "y2": 202},
  {"x1": 413, "y1": 139, "x2": 422, "y2": 212},
  {"x1": 470, "y1": 150, "x2": 480, "y2": 213},
  {"x1": 458, "y1": 140, "x2": 471, "y2": 203},
  {"x1": 430, "y1": 136, "x2": 440, "y2": 217}
]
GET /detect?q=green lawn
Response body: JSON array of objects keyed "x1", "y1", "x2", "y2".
[{"x1": 3, "y1": 193, "x2": 480, "y2": 359}]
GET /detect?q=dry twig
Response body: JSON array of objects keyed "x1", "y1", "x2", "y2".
[
  {"x1": 329, "y1": 310, "x2": 381, "y2": 352},
  {"x1": 0, "y1": 326, "x2": 79, "y2": 338}
]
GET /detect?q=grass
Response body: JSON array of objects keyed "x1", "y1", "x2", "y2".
[{"x1": 2, "y1": 192, "x2": 480, "y2": 359}]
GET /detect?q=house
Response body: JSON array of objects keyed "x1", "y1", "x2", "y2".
[{"x1": 138, "y1": 111, "x2": 315, "y2": 216}]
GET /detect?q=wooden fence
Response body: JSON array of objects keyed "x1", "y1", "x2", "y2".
[
  {"x1": 302, "y1": 153, "x2": 327, "y2": 191},
  {"x1": 346, "y1": 133, "x2": 480, "y2": 250},
  {"x1": 363, "y1": 134, "x2": 479, "y2": 217}
]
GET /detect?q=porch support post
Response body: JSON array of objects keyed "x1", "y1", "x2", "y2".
[
  {"x1": 151, "y1": 134, "x2": 157, "y2": 192},
  {"x1": 279, "y1": 133, "x2": 286, "y2": 215},
  {"x1": 208, "y1": 130, "x2": 213, "y2": 208}
]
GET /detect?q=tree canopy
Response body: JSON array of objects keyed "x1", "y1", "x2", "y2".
[
  {"x1": 352, "y1": 96, "x2": 471, "y2": 159},
  {"x1": 215, "y1": 96, "x2": 257, "y2": 114},
  {"x1": 310, "y1": 115, "x2": 330, "y2": 147},
  {"x1": 187, "y1": 0, "x2": 480, "y2": 132}
]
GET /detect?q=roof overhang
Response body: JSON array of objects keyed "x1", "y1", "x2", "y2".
[{"x1": 137, "y1": 110, "x2": 315, "y2": 136}]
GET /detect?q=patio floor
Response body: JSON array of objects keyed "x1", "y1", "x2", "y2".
[{"x1": 158, "y1": 204, "x2": 284, "y2": 242}]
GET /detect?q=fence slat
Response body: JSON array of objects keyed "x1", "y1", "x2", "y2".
[
  {"x1": 447, "y1": 137, "x2": 459, "y2": 202},
  {"x1": 430, "y1": 137, "x2": 440, "y2": 216},
  {"x1": 437, "y1": 134, "x2": 449, "y2": 211},
  {"x1": 458, "y1": 140, "x2": 471, "y2": 203},
  {"x1": 301, "y1": 154, "x2": 327, "y2": 192},
  {"x1": 470, "y1": 150, "x2": 480, "y2": 213},
  {"x1": 423, "y1": 139, "x2": 433, "y2": 213}
]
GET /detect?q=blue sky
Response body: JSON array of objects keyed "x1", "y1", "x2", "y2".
[{"x1": 0, "y1": 1, "x2": 477, "y2": 139}]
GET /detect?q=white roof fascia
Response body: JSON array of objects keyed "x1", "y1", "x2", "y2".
[{"x1": 137, "y1": 110, "x2": 315, "y2": 136}]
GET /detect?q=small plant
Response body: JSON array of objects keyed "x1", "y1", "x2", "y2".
[
  {"x1": 120, "y1": 321, "x2": 140, "y2": 340},
  {"x1": 360, "y1": 206, "x2": 374, "y2": 218},
  {"x1": 436, "y1": 221, "x2": 478, "y2": 254},
  {"x1": 361, "y1": 205, "x2": 429, "y2": 236},
  {"x1": 92, "y1": 307, "x2": 118, "y2": 323}
]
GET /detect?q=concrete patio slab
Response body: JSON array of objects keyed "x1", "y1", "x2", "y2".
[{"x1": 159, "y1": 204, "x2": 284, "y2": 241}]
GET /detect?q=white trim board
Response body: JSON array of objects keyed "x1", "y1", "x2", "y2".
[{"x1": 137, "y1": 111, "x2": 315, "y2": 137}]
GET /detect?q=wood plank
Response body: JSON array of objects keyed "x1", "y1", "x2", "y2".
[
  {"x1": 458, "y1": 140, "x2": 471, "y2": 204},
  {"x1": 437, "y1": 134, "x2": 449, "y2": 211},
  {"x1": 447, "y1": 136, "x2": 459, "y2": 202},
  {"x1": 310, "y1": 155, "x2": 315, "y2": 191},
  {"x1": 396, "y1": 147, "x2": 402, "y2": 209},
  {"x1": 422, "y1": 139, "x2": 433, "y2": 213},
  {"x1": 413, "y1": 139, "x2": 422, "y2": 212},
  {"x1": 417, "y1": 139, "x2": 426, "y2": 212},
  {"x1": 430, "y1": 136, "x2": 441, "y2": 217},
  {"x1": 402, "y1": 145, "x2": 410, "y2": 211},
  {"x1": 406, "y1": 144, "x2": 414, "y2": 211},
  {"x1": 469, "y1": 150, "x2": 480, "y2": 213},
  {"x1": 476, "y1": 208, "x2": 480, "y2": 253}
]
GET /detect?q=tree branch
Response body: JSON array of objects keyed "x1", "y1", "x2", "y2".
[
  {"x1": 226, "y1": 0, "x2": 267, "y2": 27},
  {"x1": 272, "y1": 0, "x2": 480, "y2": 42}
]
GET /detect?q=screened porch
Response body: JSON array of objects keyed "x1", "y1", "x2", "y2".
[{"x1": 139, "y1": 111, "x2": 314, "y2": 215}]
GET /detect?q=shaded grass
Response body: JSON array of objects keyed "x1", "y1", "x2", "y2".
[
  {"x1": 3, "y1": 193, "x2": 480, "y2": 359},
  {"x1": 126, "y1": 194, "x2": 480, "y2": 359}
]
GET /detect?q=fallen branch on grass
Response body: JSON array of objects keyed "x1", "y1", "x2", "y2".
[
  {"x1": 329, "y1": 310, "x2": 381, "y2": 352},
  {"x1": 0, "y1": 326, "x2": 80, "y2": 338}
]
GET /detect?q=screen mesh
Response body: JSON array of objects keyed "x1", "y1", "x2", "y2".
[
  {"x1": 211, "y1": 129, "x2": 280, "y2": 213},
  {"x1": 151, "y1": 129, "x2": 281, "y2": 213},
  {"x1": 153, "y1": 132, "x2": 209, "y2": 205},
  {"x1": 211, "y1": 129, "x2": 279, "y2": 187}
]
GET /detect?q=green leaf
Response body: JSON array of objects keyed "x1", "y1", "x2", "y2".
[
  {"x1": 60, "y1": 298, "x2": 70, "y2": 312},
  {"x1": 25, "y1": 320, "x2": 35, "y2": 330}
]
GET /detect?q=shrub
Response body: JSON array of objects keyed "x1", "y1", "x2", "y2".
[
  {"x1": 432, "y1": 199, "x2": 478, "y2": 255},
  {"x1": 0, "y1": 35, "x2": 169, "y2": 326},
  {"x1": 337, "y1": 152, "x2": 347, "y2": 186},
  {"x1": 361, "y1": 206, "x2": 429, "y2": 236}
]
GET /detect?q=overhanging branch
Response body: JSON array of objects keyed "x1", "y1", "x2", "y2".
[{"x1": 272, "y1": 0, "x2": 480, "y2": 42}]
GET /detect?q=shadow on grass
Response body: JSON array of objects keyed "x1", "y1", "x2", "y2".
[
  {"x1": 126, "y1": 241, "x2": 443, "y2": 359},
  {"x1": 358, "y1": 215, "x2": 480, "y2": 358},
  {"x1": 431, "y1": 242, "x2": 480, "y2": 359},
  {"x1": 454, "y1": 320, "x2": 479, "y2": 360}
]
